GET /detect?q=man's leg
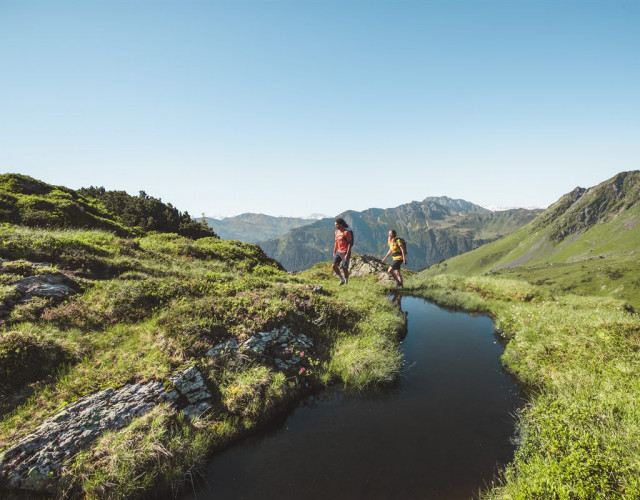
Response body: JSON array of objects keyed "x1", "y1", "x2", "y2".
[{"x1": 334, "y1": 257, "x2": 345, "y2": 283}]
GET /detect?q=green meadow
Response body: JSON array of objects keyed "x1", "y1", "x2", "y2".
[
  {"x1": 3, "y1": 172, "x2": 640, "y2": 498},
  {"x1": 0, "y1": 222, "x2": 405, "y2": 498}
]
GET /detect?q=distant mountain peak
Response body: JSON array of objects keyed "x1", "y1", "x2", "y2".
[{"x1": 534, "y1": 170, "x2": 640, "y2": 241}]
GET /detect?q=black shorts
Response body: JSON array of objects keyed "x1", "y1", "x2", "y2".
[
  {"x1": 334, "y1": 252, "x2": 350, "y2": 269},
  {"x1": 390, "y1": 258, "x2": 403, "y2": 270}
]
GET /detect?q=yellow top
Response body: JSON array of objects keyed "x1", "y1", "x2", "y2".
[{"x1": 389, "y1": 238, "x2": 404, "y2": 260}]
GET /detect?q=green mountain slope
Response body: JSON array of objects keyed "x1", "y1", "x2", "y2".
[
  {"x1": 260, "y1": 197, "x2": 541, "y2": 271},
  {"x1": 424, "y1": 171, "x2": 640, "y2": 307},
  {"x1": 0, "y1": 174, "x2": 215, "y2": 239},
  {"x1": 0, "y1": 175, "x2": 406, "y2": 499},
  {"x1": 205, "y1": 213, "x2": 316, "y2": 243}
]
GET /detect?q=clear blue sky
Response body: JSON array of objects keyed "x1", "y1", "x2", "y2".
[{"x1": 1, "y1": 0, "x2": 638, "y2": 218}]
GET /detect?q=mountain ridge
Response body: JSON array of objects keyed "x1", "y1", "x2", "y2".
[
  {"x1": 259, "y1": 197, "x2": 541, "y2": 271},
  {"x1": 205, "y1": 213, "x2": 317, "y2": 243},
  {"x1": 424, "y1": 170, "x2": 640, "y2": 307}
]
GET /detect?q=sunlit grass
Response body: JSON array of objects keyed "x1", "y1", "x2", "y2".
[{"x1": 1, "y1": 225, "x2": 407, "y2": 497}]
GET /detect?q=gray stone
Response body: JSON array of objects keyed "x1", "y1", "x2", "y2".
[
  {"x1": 0, "y1": 366, "x2": 214, "y2": 495},
  {"x1": 206, "y1": 338, "x2": 239, "y2": 358},
  {"x1": 166, "y1": 366, "x2": 213, "y2": 409},
  {"x1": 13, "y1": 274, "x2": 77, "y2": 300}
]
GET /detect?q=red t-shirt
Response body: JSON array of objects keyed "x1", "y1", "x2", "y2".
[{"x1": 335, "y1": 229, "x2": 353, "y2": 253}]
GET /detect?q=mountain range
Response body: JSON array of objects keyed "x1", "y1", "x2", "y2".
[
  {"x1": 424, "y1": 170, "x2": 640, "y2": 306},
  {"x1": 205, "y1": 214, "x2": 317, "y2": 243},
  {"x1": 259, "y1": 197, "x2": 543, "y2": 271}
]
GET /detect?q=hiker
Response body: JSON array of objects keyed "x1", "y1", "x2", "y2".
[
  {"x1": 382, "y1": 229, "x2": 407, "y2": 287},
  {"x1": 333, "y1": 217, "x2": 353, "y2": 285}
]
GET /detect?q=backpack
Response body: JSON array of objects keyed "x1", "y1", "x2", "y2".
[
  {"x1": 396, "y1": 237, "x2": 407, "y2": 254},
  {"x1": 347, "y1": 229, "x2": 354, "y2": 245}
]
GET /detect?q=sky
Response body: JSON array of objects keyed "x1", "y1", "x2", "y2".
[{"x1": 0, "y1": 0, "x2": 638, "y2": 218}]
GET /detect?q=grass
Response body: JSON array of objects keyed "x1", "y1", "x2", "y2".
[
  {"x1": 299, "y1": 263, "x2": 406, "y2": 388},
  {"x1": 406, "y1": 272, "x2": 640, "y2": 498},
  {"x1": 0, "y1": 224, "x2": 406, "y2": 498}
]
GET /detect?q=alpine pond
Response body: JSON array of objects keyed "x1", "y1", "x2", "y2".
[{"x1": 181, "y1": 296, "x2": 523, "y2": 500}]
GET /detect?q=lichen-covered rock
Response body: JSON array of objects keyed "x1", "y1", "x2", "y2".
[
  {"x1": 0, "y1": 366, "x2": 213, "y2": 494},
  {"x1": 13, "y1": 274, "x2": 78, "y2": 301},
  {"x1": 349, "y1": 254, "x2": 395, "y2": 283},
  {"x1": 206, "y1": 327, "x2": 314, "y2": 373},
  {"x1": 163, "y1": 365, "x2": 213, "y2": 418},
  {"x1": 0, "y1": 382, "x2": 164, "y2": 494},
  {"x1": 206, "y1": 337, "x2": 238, "y2": 358}
]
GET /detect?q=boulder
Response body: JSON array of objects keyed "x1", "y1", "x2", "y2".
[
  {"x1": 13, "y1": 274, "x2": 78, "y2": 301},
  {"x1": 0, "y1": 366, "x2": 213, "y2": 495}
]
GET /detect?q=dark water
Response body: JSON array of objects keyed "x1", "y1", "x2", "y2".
[{"x1": 183, "y1": 296, "x2": 523, "y2": 500}]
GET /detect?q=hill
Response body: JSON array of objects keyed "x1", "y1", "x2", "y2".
[
  {"x1": 406, "y1": 170, "x2": 640, "y2": 497},
  {"x1": 423, "y1": 171, "x2": 640, "y2": 307},
  {"x1": 0, "y1": 175, "x2": 405, "y2": 498},
  {"x1": 205, "y1": 213, "x2": 316, "y2": 243},
  {"x1": 260, "y1": 197, "x2": 542, "y2": 271},
  {"x1": 0, "y1": 174, "x2": 215, "y2": 239}
]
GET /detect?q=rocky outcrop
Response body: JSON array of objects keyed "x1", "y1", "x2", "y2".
[
  {"x1": 0, "y1": 322, "x2": 318, "y2": 496},
  {"x1": 0, "y1": 262, "x2": 80, "y2": 321},
  {"x1": 207, "y1": 326, "x2": 314, "y2": 372},
  {"x1": 0, "y1": 366, "x2": 213, "y2": 495},
  {"x1": 14, "y1": 274, "x2": 78, "y2": 301},
  {"x1": 349, "y1": 254, "x2": 395, "y2": 284},
  {"x1": 164, "y1": 366, "x2": 214, "y2": 419}
]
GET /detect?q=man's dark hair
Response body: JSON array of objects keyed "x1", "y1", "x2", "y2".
[
  {"x1": 389, "y1": 229, "x2": 397, "y2": 238},
  {"x1": 335, "y1": 217, "x2": 348, "y2": 228}
]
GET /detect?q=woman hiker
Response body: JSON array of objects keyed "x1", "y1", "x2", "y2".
[
  {"x1": 382, "y1": 229, "x2": 407, "y2": 288},
  {"x1": 332, "y1": 217, "x2": 353, "y2": 285}
]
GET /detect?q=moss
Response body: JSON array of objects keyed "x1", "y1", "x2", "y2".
[{"x1": 0, "y1": 331, "x2": 72, "y2": 396}]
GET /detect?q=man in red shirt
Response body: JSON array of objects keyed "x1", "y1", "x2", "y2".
[{"x1": 332, "y1": 217, "x2": 353, "y2": 285}]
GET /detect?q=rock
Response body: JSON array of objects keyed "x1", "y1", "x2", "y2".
[
  {"x1": 206, "y1": 338, "x2": 239, "y2": 358},
  {"x1": 349, "y1": 255, "x2": 395, "y2": 283},
  {"x1": 13, "y1": 274, "x2": 78, "y2": 301},
  {"x1": 0, "y1": 366, "x2": 214, "y2": 494},
  {"x1": 207, "y1": 327, "x2": 314, "y2": 373},
  {"x1": 164, "y1": 366, "x2": 213, "y2": 417},
  {"x1": 0, "y1": 382, "x2": 165, "y2": 494}
]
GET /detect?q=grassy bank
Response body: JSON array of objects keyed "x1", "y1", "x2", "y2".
[
  {"x1": 406, "y1": 273, "x2": 640, "y2": 498},
  {"x1": 0, "y1": 224, "x2": 405, "y2": 498}
]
